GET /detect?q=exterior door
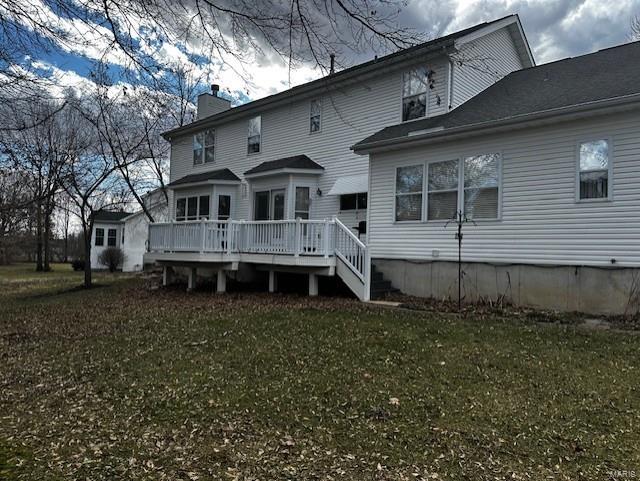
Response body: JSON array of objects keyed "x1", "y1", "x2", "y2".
[
  {"x1": 217, "y1": 195, "x2": 231, "y2": 220},
  {"x1": 254, "y1": 191, "x2": 270, "y2": 220}
]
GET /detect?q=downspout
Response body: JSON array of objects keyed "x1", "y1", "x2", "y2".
[{"x1": 447, "y1": 55, "x2": 454, "y2": 111}]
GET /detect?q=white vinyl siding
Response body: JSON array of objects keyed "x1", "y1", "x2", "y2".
[
  {"x1": 167, "y1": 26, "x2": 523, "y2": 227},
  {"x1": 368, "y1": 110, "x2": 640, "y2": 267},
  {"x1": 451, "y1": 27, "x2": 523, "y2": 109}
]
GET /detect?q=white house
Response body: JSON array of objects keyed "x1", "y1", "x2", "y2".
[
  {"x1": 90, "y1": 210, "x2": 129, "y2": 269},
  {"x1": 144, "y1": 14, "x2": 640, "y2": 314},
  {"x1": 354, "y1": 40, "x2": 640, "y2": 314},
  {"x1": 144, "y1": 15, "x2": 532, "y2": 301}
]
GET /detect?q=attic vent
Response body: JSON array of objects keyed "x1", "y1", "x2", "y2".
[{"x1": 408, "y1": 126, "x2": 444, "y2": 136}]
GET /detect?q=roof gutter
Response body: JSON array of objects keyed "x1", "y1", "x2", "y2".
[{"x1": 353, "y1": 93, "x2": 640, "y2": 154}]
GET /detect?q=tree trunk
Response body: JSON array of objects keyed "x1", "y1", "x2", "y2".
[
  {"x1": 35, "y1": 200, "x2": 43, "y2": 271},
  {"x1": 83, "y1": 237, "x2": 92, "y2": 288},
  {"x1": 43, "y1": 206, "x2": 51, "y2": 271}
]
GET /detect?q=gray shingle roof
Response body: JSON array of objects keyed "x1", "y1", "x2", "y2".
[
  {"x1": 167, "y1": 168, "x2": 241, "y2": 187},
  {"x1": 163, "y1": 15, "x2": 526, "y2": 140},
  {"x1": 91, "y1": 210, "x2": 131, "y2": 222},
  {"x1": 354, "y1": 41, "x2": 640, "y2": 150},
  {"x1": 244, "y1": 155, "x2": 324, "y2": 176}
]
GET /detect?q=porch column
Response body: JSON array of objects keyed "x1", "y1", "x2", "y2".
[
  {"x1": 268, "y1": 270, "x2": 277, "y2": 293},
  {"x1": 162, "y1": 266, "x2": 173, "y2": 286},
  {"x1": 187, "y1": 267, "x2": 197, "y2": 291},
  {"x1": 216, "y1": 270, "x2": 227, "y2": 293},
  {"x1": 308, "y1": 273, "x2": 319, "y2": 297}
]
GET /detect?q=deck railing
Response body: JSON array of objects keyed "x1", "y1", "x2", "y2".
[
  {"x1": 149, "y1": 218, "x2": 339, "y2": 257},
  {"x1": 333, "y1": 218, "x2": 367, "y2": 281}
]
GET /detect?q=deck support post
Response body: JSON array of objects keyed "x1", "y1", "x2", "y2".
[
  {"x1": 268, "y1": 271, "x2": 277, "y2": 293},
  {"x1": 187, "y1": 267, "x2": 197, "y2": 291},
  {"x1": 308, "y1": 273, "x2": 319, "y2": 296},
  {"x1": 162, "y1": 266, "x2": 173, "y2": 286},
  {"x1": 216, "y1": 270, "x2": 227, "y2": 293}
]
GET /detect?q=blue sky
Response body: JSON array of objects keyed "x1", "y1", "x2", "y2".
[{"x1": 21, "y1": 0, "x2": 640, "y2": 104}]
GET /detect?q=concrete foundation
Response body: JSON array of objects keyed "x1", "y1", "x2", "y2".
[{"x1": 373, "y1": 258, "x2": 640, "y2": 315}]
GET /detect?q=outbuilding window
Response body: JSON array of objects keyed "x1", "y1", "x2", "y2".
[
  {"x1": 95, "y1": 228, "x2": 104, "y2": 246},
  {"x1": 395, "y1": 165, "x2": 423, "y2": 221},
  {"x1": 107, "y1": 228, "x2": 117, "y2": 246},
  {"x1": 578, "y1": 139, "x2": 610, "y2": 200}
]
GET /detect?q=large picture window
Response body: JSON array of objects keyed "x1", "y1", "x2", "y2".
[
  {"x1": 247, "y1": 115, "x2": 261, "y2": 154},
  {"x1": 176, "y1": 195, "x2": 210, "y2": 221},
  {"x1": 193, "y1": 129, "x2": 215, "y2": 165},
  {"x1": 395, "y1": 165, "x2": 423, "y2": 221},
  {"x1": 463, "y1": 154, "x2": 500, "y2": 219},
  {"x1": 402, "y1": 67, "x2": 428, "y2": 121},
  {"x1": 578, "y1": 139, "x2": 609, "y2": 200},
  {"x1": 428, "y1": 160, "x2": 458, "y2": 220}
]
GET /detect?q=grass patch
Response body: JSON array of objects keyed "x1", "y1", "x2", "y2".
[{"x1": 1, "y1": 264, "x2": 639, "y2": 480}]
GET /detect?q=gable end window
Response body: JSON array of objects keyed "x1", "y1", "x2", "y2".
[
  {"x1": 193, "y1": 129, "x2": 215, "y2": 165},
  {"x1": 95, "y1": 228, "x2": 104, "y2": 246},
  {"x1": 247, "y1": 115, "x2": 261, "y2": 154},
  {"x1": 578, "y1": 139, "x2": 610, "y2": 200},
  {"x1": 310, "y1": 99, "x2": 321, "y2": 133},
  {"x1": 395, "y1": 165, "x2": 423, "y2": 221},
  {"x1": 402, "y1": 67, "x2": 429, "y2": 121}
]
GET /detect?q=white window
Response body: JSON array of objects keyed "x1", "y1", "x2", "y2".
[
  {"x1": 95, "y1": 228, "x2": 104, "y2": 246},
  {"x1": 310, "y1": 99, "x2": 321, "y2": 133},
  {"x1": 193, "y1": 129, "x2": 215, "y2": 165},
  {"x1": 247, "y1": 115, "x2": 261, "y2": 154},
  {"x1": 176, "y1": 195, "x2": 210, "y2": 221},
  {"x1": 463, "y1": 153, "x2": 500, "y2": 219},
  {"x1": 578, "y1": 139, "x2": 610, "y2": 200},
  {"x1": 395, "y1": 165, "x2": 423, "y2": 221},
  {"x1": 428, "y1": 160, "x2": 458, "y2": 220},
  {"x1": 107, "y1": 228, "x2": 117, "y2": 247},
  {"x1": 393, "y1": 154, "x2": 501, "y2": 222},
  {"x1": 402, "y1": 67, "x2": 429, "y2": 121},
  {"x1": 295, "y1": 187, "x2": 310, "y2": 219}
]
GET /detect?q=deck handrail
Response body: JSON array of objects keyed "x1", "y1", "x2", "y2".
[{"x1": 333, "y1": 217, "x2": 367, "y2": 282}]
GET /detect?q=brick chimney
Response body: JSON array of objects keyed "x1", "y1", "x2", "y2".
[{"x1": 196, "y1": 84, "x2": 231, "y2": 119}]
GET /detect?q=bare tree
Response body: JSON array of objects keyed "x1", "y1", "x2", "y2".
[
  {"x1": 0, "y1": 99, "x2": 73, "y2": 270},
  {"x1": 60, "y1": 99, "x2": 131, "y2": 288},
  {"x1": 0, "y1": 167, "x2": 31, "y2": 264}
]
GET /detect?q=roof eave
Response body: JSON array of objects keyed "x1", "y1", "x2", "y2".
[
  {"x1": 354, "y1": 93, "x2": 640, "y2": 154},
  {"x1": 168, "y1": 179, "x2": 241, "y2": 189},
  {"x1": 244, "y1": 167, "x2": 324, "y2": 179}
]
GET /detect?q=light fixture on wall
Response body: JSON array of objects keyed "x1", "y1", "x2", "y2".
[{"x1": 316, "y1": 188, "x2": 322, "y2": 197}]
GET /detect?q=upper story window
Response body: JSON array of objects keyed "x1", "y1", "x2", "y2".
[
  {"x1": 247, "y1": 115, "x2": 261, "y2": 154},
  {"x1": 193, "y1": 129, "x2": 215, "y2": 165},
  {"x1": 578, "y1": 139, "x2": 610, "y2": 200},
  {"x1": 310, "y1": 99, "x2": 321, "y2": 133},
  {"x1": 402, "y1": 67, "x2": 429, "y2": 121},
  {"x1": 95, "y1": 228, "x2": 104, "y2": 246}
]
